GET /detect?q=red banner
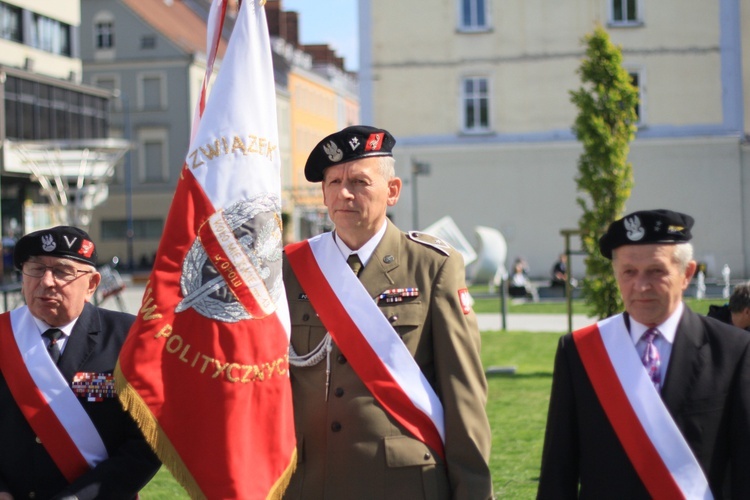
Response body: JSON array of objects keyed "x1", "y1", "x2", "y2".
[{"x1": 115, "y1": 1, "x2": 296, "y2": 498}]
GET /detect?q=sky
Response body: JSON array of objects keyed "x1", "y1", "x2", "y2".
[{"x1": 280, "y1": 0, "x2": 359, "y2": 71}]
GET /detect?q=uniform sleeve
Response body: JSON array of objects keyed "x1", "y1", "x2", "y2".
[
  {"x1": 537, "y1": 335, "x2": 579, "y2": 499},
  {"x1": 430, "y1": 253, "x2": 493, "y2": 499}
]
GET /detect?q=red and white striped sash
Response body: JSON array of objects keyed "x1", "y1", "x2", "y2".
[
  {"x1": 573, "y1": 314, "x2": 712, "y2": 500},
  {"x1": 0, "y1": 308, "x2": 107, "y2": 482},
  {"x1": 286, "y1": 234, "x2": 446, "y2": 458}
]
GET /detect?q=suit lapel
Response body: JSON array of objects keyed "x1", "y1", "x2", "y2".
[
  {"x1": 359, "y1": 220, "x2": 401, "y2": 298},
  {"x1": 661, "y1": 307, "x2": 708, "y2": 415},
  {"x1": 57, "y1": 303, "x2": 101, "y2": 381}
]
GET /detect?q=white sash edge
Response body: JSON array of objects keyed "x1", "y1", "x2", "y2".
[
  {"x1": 10, "y1": 307, "x2": 108, "y2": 468},
  {"x1": 307, "y1": 233, "x2": 446, "y2": 442},
  {"x1": 597, "y1": 314, "x2": 712, "y2": 500}
]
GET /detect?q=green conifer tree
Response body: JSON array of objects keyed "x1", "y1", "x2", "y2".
[{"x1": 570, "y1": 26, "x2": 639, "y2": 319}]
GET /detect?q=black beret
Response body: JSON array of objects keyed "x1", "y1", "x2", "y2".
[
  {"x1": 14, "y1": 226, "x2": 98, "y2": 269},
  {"x1": 304, "y1": 125, "x2": 396, "y2": 182},
  {"x1": 599, "y1": 209, "x2": 694, "y2": 259}
]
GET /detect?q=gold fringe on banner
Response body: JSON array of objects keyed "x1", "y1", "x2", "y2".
[
  {"x1": 267, "y1": 449, "x2": 297, "y2": 499},
  {"x1": 114, "y1": 362, "x2": 206, "y2": 500}
]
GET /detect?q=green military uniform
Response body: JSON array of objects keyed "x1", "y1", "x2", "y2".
[{"x1": 283, "y1": 220, "x2": 493, "y2": 499}]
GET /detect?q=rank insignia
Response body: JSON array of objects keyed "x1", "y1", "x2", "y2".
[
  {"x1": 378, "y1": 287, "x2": 419, "y2": 303},
  {"x1": 72, "y1": 372, "x2": 116, "y2": 402}
]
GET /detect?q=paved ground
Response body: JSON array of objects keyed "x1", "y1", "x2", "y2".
[{"x1": 100, "y1": 281, "x2": 590, "y2": 333}]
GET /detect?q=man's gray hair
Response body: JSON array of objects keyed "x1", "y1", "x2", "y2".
[
  {"x1": 376, "y1": 156, "x2": 396, "y2": 180},
  {"x1": 672, "y1": 243, "x2": 694, "y2": 271},
  {"x1": 729, "y1": 281, "x2": 750, "y2": 313}
]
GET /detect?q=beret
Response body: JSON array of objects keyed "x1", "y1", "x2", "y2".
[
  {"x1": 304, "y1": 125, "x2": 396, "y2": 182},
  {"x1": 599, "y1": 209, "x2": 694, "y2": 259},
  {"x1": 14, "y1": 226, "x2": 98, "y2": 269}
]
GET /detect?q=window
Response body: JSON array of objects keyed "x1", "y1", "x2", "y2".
[
  {"x1": 138, "y1": 128, "x2": 169, "y2": 183},
  {"x1": 29, "y1": 14, "x2": 71, "y2": 56},
  {"x1": 628, "y1": 70, "x2": 646, "y2": 125},
  {"x1": 610, "y1": 0, "x2": 641, "y2": 25},
  {"x1": 95, "y1": 21, "x2": 114, "y2": 49},
  {"x1": 140, "y1": 35, "x2": 156, "y2": 49},
  {"x1": 462, "y1": 77, "x2": 490, "y2": 133},
  {"x1": 138, "y1": 73, "x2": 165, "y2": 110},
  {"x1": 459, "y1": 0, "x2": 490, "y2": 31},
  {"x1": 0, "y1": 3, "x2": 21, "y2": 43}
]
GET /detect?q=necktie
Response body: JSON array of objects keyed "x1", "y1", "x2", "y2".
[
  {"x1": 42, "y1": 328, "x2": 63, "y2": 364},
  {"x1": 641, "y1": 328, "x2": 661, "y2": 390},
  {"x1": 347, "y1": 254, "x2": 363, "y2": 276}
]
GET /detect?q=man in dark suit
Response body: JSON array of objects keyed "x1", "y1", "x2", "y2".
[
  {"x1": 283, "y1": 126, "x2": 493, "y2": 499},
  {"x1": 537, "y1": 209, "x2": 750, "y2": 499},
  {"x1": 0, "y1": 226, "x2": 160, "y2": 500}
]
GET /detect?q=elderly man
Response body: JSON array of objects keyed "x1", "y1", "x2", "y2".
[
  {"x1": 0, "y1": 226, "x2": 160, "y2": 500},
  {"x1": 537, "y1": 209, "x2": 750, "y2": 499},
  {"x1": 283, "y1": 126, "x2": 493, "y2": 499}
]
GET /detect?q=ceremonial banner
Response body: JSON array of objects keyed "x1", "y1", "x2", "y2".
[{"x1": 115, "y1": 1, "x2": 296, "y2": 498}]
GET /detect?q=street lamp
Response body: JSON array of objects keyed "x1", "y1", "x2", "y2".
[{"x1": 411, "y1": 158, "x2": 430, "y2": 230}]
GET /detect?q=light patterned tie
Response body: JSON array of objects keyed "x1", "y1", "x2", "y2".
[
  {"x1": 641, "y1": 328, "x2": 661, "y2": 390},
  {"x1": 347, "y1": 254, "x2": 363, "y2": 276}
]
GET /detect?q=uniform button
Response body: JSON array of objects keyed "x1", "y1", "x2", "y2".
[
  {"x1": 334, "y1": 387, "x2": 344, "y2": 397},
  {"x1": 337, "y1": 354, "x2": 347, "y2": 364},
  {"x1": 302, "y1": 313, "x2": 310, "y2": 321},
  {"x1": 35, "y1": 436, "x2": 42, "y2": 444},
  {"x1": 388, "y1": 315, "x2": 398, "y2": 323},
  {"x1": 331, "y1": 422, "x2": 342, "y2": 432},
  {"x1": 424, "y1": 452, "x2": 431, "y2": 460},
  {"x1": 29, "y1": 492, "x2": 36, "y2": 499}
]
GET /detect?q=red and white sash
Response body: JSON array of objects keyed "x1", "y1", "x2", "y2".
[
  {"x1": 573, "y1": 314, "x2": 712, "y2": 500},
  {"x1": 286, "y1": 233, "x2": 446, "y2": 458},
  {"x1": 0, "y1": 308, "x2": 107, "y2": 482}
]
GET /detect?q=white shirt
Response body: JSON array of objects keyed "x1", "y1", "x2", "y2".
[
  {"x1": 628, "y1": 302, "x2": 684, "y2": 386},
  {"x1": 32, "y1": 316, "x2": 79, "y2": 355},
  {"x1": 333, "y1": 220, "x2": 388, "y2": 268}
]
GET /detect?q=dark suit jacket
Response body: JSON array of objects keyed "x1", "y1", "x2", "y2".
[
  {"x1": 0, "y1": 303, "x2": 161, "y2": 500},
  {"x1": 537, "y1": 307, "x2": 750, "y2": 499},
  {"x1": 283, "y1": 221, "x2": 493, "y2": 500}
]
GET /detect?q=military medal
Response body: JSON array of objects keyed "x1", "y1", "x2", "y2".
[{"x1": 72, "y1": 372, "x2": 116, "y2": 402}]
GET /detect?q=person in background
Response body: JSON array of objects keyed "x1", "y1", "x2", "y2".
[
  {"x1": 538, "y1": 209, "x2": 750, "y2": 499},
  {"x1": 707, "y1": 280, "x2": 750, "y2": 331},
  {"x1": 0, "y1": 226, "x2": 160, "y2": 500},
  {"x1": 283, "y1": 126, "x2": 493, "y2": 499}
]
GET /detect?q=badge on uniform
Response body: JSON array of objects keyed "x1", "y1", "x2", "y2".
[
  {"x1": 458, "y1": 288, "x2": 472, "y2": 315},
  {"x1": 72, "y1": 372, "x2": 116, "y2": 401},
  {"x1": 378, "y1": 287, "x2": 419, "y2": 303}
]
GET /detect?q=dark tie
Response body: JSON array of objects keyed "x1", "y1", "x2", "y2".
[
  {"x1": 42, "y1": 328, "x2": 63, "y2": 364},
  {"x1": 641, "y1": 328, "x2": 661, "y2": 390},
  {"x1": 347, "y1": 254, "x2": 363, "y2": 276}
]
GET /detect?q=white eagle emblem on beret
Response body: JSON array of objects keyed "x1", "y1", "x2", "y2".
[
  {"x1": 41, "y1": 234, "x2": 56, "y2": 252},
  {"x1": 624, "y1": 215, "x2": 645, "y2": 241},
  {"x1": 323, "y1": 140, "x2": 343, "y2": 162}
]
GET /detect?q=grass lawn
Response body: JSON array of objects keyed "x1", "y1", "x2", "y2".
[{"x1": 139, "y1": 298, "x2": 726, "y2": 497}]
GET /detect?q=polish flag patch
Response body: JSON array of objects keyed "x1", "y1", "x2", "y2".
[
  {"x1": 458, "y1": 288, "x2": 472, "y2": 315},
  {"x1": 365, "y1": 133, "x2": 384, "y2": 151}
]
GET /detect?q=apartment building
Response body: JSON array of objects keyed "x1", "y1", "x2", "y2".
[{"x1": 360, "y1": 0, "x2": 749, "y2": 278}]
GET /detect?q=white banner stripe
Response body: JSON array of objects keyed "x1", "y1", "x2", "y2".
[
  {"x1": 10, "y1": 307, "x2": 108, "y2": 468},
  {"x1": 307, "y1": 233, "x2": 445, "y2": 441},
  {"x1": 597, "y1": 315, "x2": 712, "y2": 499}
]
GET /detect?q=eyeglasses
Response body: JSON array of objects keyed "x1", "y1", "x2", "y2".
[{"x1": 22, "y1": 263, "x2": 94, "y2": 282}]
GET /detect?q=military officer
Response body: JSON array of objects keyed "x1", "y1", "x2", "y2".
[{"x1": 283, "y1": 126, "x2": 493, "y2": 499}]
